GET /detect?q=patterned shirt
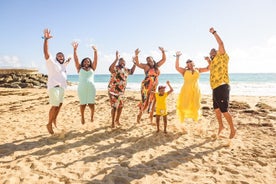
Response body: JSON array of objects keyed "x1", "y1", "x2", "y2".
[
  {"x1": 210, "y1": 53, "x2": 230, "y2": 89},
  {"x1": 108, "y1": 66, "x2": 130, "y2": 96}
]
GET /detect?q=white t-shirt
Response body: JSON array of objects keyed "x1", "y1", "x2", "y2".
[{"x1": 46, "y1": 56, "x2": 67, "y2": 89}]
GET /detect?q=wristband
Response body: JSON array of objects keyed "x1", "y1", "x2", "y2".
[{"x1": 212, "y1": 31, "x2": 217, "y2": 34}]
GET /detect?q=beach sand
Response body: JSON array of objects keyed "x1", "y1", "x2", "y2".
[{"x1": 0, "y1": 87, "x2": 275, "y2": 184}]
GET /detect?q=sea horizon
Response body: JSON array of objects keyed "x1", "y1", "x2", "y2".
[{"x1": 67, "y1": 73, "x2": 276, "y2": 97}]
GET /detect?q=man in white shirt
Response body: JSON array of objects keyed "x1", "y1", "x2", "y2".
[{"x1": 43, "y1": 29, "x2": 69, "y2": 134}]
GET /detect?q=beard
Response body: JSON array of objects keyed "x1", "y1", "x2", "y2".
[
  {"x1": 56, "y1": 58, "x2": 65, "y2": 64},
  {"x1": 118, "y1": 63, "x2": 125, "y2": 68}
]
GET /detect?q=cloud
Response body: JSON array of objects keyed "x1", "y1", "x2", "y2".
[
  {"x1": 229, "y1": 35, "x2": 276, "y2": 73},
  {"x1": 0, "y1": 55, "x2": 21, "y2": 68}
]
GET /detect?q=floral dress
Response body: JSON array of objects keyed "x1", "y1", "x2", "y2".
[
  {"x1": 139, "y1": 68, "x2": 159, "y2": 112},
  {"x1": 108, "y1": 66, "x2": 130, "y2": 108}
]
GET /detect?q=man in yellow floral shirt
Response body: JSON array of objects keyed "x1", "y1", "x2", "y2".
[{"x1": 205, "y1": 27, "x2": 236, "y2": 139}]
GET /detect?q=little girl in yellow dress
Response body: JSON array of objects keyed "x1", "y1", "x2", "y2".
[{"x1": 152, "y1": 81, "x2": 174, "y2": 133}]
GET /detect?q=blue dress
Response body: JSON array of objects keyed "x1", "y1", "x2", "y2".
[{"x1": 78, "y1": 68, "x2": 96, "y2": 104}]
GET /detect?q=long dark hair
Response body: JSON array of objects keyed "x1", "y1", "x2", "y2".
[
  {"x1": 80, "y1": 57, "x2": 92, "y2": 68},
  {"x1": 146, "y1": 56, "x2": 158, "y2": 70}
]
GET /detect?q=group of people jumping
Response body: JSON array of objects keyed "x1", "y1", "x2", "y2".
[{"x1": 43, "y1": 27, "x2": 236, "y2": 139}]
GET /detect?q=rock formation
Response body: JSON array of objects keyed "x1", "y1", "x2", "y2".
[{"x1": 0, "y1": 68, "x2": 47, "y2": 88}]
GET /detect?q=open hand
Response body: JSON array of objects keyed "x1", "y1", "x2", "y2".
[
  {"x1": 43, "y1": 29, "x2": 53, "y2": 40},
  {"x1": 72, "y1": 41, "x2": 79, "y2": 50}
]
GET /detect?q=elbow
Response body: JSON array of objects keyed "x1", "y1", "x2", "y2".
[{"x1": 44, "y1": 54, "x2": 49, "y2": 60}]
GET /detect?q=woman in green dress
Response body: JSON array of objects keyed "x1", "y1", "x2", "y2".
[{"x1": 72, "y1": 42, "x2": 98, "y2": 124}]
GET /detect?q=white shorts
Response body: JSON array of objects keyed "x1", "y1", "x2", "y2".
[{"x1": 48, "y1": 87, "x2": 64, "y2": 106}]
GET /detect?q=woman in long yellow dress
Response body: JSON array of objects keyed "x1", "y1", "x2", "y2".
[{"x1": 175, "y1": 51, "x2": 210, "y2": 123}]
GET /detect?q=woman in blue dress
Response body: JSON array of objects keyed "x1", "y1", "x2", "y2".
[{"x1": 72, "y1": 42, "x2": 98, "y2": 124}]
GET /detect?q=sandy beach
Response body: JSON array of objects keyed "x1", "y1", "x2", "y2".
[{"x1": 0, "y1": 87, "x2": 275, "y2": 184}]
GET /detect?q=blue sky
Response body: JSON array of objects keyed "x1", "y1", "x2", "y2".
[{"x1": 1, "y1": 0, "x2": 276, "y2": 74}]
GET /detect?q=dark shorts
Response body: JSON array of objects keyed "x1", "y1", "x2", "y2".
[{"x1": 212, "y1": 84, "x2": 230, "y2": 113}]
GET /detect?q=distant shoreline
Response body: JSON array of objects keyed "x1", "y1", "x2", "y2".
[{"x1": 0, "y1": 68, "x2": 38, "y2": 74}]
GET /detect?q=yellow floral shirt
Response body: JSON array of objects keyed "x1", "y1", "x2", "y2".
[{"x1": 210, "y1": 53, "x2": 230, "y2": 89}]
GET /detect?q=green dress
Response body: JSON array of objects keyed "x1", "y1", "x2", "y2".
[{"x1": 78, "y1": 68, "x2": 96, "y2": 104}]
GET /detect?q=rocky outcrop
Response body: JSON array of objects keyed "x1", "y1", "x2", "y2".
[{"x1": 0, "y1": 72, "x2": 48, "y2": 88}]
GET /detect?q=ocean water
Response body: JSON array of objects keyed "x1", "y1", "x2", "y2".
[{"x1": 67, "y1": 73, "x2": 276, "y2": 96}]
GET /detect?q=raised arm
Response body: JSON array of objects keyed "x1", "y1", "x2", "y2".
[
  {"x1": 128, "y1": 48, "x2": 139, "y2": 75},
  {"x1": 43, "y1": 29, "x2": 53, "y2": 60},
  {"x1": 91, "y1": 46, "x2": 98, "y2": 71},
  {"x1": 166, "y1": 81, "x2": 174, "y2": 95},
  {"x1": 64, "y1": 57, "x2": 71, "y2": 66},
  {"x1": 72, "y1": 41, "x2": 81, "y2": 72},
  {"x1": 133, "y1": 49, "x2": 148, "y2": 69},
  {"x1": 109, "y1": 51, "x2": 119, "y2": 73},
  {"x1": 175, "y1": 51, "x2": 186, "y2": 76},
  {"x1": 198, "y1": 56, "x2": 211, "y2": 73},
  {"x1": 156, "y1": 47, "x2": 166, "y2": 67},
  {"x1": 129, "y1": 61, "x2": 136, "y2": 75},
  {"x1": 210, "y1": 27, "x2": 225, "y2": 54}
]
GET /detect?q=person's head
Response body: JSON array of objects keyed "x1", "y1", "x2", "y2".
[
  {"x1": 186, "y1": 59, "x2": 195, "y2": 69},
  {"x1": 146, "y1": 56, "x2": 156, "y2": 68},
  {"x1": 56, "y1": 52, "x2": 65, "y2": 64},
  {"x1": 209, "y1": 48, "x2": 217, "y2": 60},
  {"x1": 158, "y1": 85, "x2": 166, "y2": 95},
  {"x1": 118, "y1": 58, "x2": 126, "y2": 68},
  {"x1": 81, "y1": 57, "x2": 92, "y2": 68}
]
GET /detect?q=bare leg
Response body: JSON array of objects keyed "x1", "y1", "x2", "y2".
[
  {"x1": 88, "y1": 104, "x2": 95, "y2": 122},
  {"x1": 47, "y1": 106, "x2": 59, "y2": 134},
  {"x1": 53, "y1": 103, "x2": 62, "y2": 128},
  {"x1": 115, "y1": 107, "x2": 123, "y2": 125},
  {"x1": 149, "y1": 100, "x2": 156, "y2": 125},
  {"x1": 223, "y1": 112, "x2": 236, "y2": 139},
  {"x1": 214, "y1": 108, "x2": 224, "y2": 136},
  {"x1": 111, "y1": 107, "x2": 116, "y2": 128},
  {"x1": 163, "y1": 115, "x2": 167, "y2": 134},
  {"x1": 80, "y1": 104, "x2": 86, "y2": 124},
  {"x1": 149, "y1": 110, "x2": 154, "y2": 125},
  {"x1": 137, "y1": 110, "x2": 142, "y2": 123},
  {"x1": 156, "y1": 115, "x2": 160, "y2": 133},
  {"x1": 143, "y1": 96, "x2": 150, "y2": 112}
]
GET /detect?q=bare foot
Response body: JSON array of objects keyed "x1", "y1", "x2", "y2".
[
  {"x1": 111, "y1": 123, "x2": 115, "y2": 128},
  {"x1": 91, "y1": 117, "x2": 94, "y2": 122},
  {"x1": 229, "y1": 129, "x2": 236, "y2": 139},
  {"x1": 156, "y1": 129, "x2": 160, "y2": 133},
  {"x1": 164, "y1": 130, "x2": 167, "y2": 134},
  {"x1": 218, "y1": 126, "x2": 225, "y2": 136},
  {"x1": 81, "y1": 118, "x2": 85, "y2": 125},
  {"x1": 47, "y1": 123, "x2": 54, "y2": 134}
]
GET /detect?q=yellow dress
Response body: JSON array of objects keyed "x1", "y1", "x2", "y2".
[
  {"x1": 176, "y1": 69, "x2": 201, "y2": 122},
  {"x1": 155, "y1": 92, "x2": 168, "y2": 116}
]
